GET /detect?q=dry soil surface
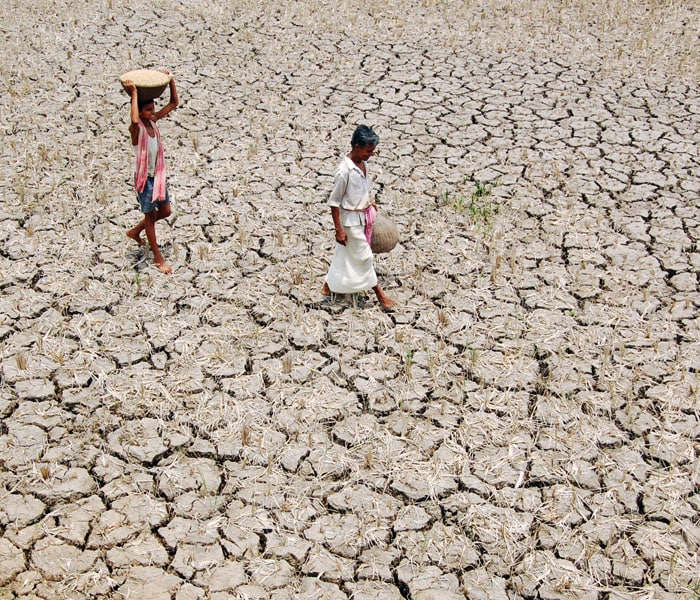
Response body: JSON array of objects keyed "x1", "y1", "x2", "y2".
[{"x1": 1, "y1": 1, "x2": 699, "y2": 598}]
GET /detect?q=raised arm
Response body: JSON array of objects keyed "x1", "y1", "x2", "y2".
[
  {"x1": 155, "y1": 70, "x2": 179, "y2": 121},
  {"x1": 124, "y1": 80, "x2": 140, "y2": 145}
]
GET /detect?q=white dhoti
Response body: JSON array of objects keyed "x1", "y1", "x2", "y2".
[{"x1": 326, "y1": 224, "x2": 377, "y2": 293}]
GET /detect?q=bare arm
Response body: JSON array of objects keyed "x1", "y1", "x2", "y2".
[
  {"x1": 154, "y1": 71, "x2": 179, "y2": 121},
  {"x1": 124, "y1": 80, "x2": 140, "y2": 146},
  {"x1": 331, "y1": 206, "x2": 347, "y2": 245}
]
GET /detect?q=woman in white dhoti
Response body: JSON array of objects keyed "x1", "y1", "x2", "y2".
[{"x1": 322, "y1": 125, "x2": 395, "y2": 310}]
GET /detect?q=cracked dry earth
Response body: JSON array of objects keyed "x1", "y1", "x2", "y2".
[{"x1": 1, "y1": 0, "x2": 699, "y2": 598}]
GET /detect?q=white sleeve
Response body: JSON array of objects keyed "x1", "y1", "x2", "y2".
[{"x1": 328, "y1": 165, "x2": 348, "y2": 208}]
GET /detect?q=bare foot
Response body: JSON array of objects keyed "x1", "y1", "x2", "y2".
[
  {"x1": 156, "y1": 260, "x2": 172, "y2": 274},
  {"x1": 374, "y1": 286, "x2": 395, "y2": 310},
  {"x1": 379, "y1": 296, "x2": 396, "y2": 310},
  {"x1": 126, "y1": 228, "x2": 145, "y2": 246},
  {"x1": 321, "y1": 282, "x2": 331, "y2": 296}
]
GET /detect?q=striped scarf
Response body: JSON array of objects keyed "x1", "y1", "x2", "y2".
[{"x1": 134, "y1": 120, "x2": 166, "y2": 201}]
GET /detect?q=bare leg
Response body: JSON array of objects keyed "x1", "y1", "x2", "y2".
[
  {"x1": 373, "y1": 284, "x2": 395, "y2": 310},
  {"x1": 143, "y1": 204, "x2": 172, "y2": 274},
  {"x1": 126, "y1": 219, "x2": 146, "y2": 246},
  {"x1": 321, "y1": 282, "x2": 331, "y2": 296}
]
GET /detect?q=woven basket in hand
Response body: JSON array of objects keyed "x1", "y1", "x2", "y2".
[
  {"x1": 119, "y1": 69, "x2": 170, "y2": 102},
  {"x1": 371, "y1": 213, "x2": 399, "y2": 254}
]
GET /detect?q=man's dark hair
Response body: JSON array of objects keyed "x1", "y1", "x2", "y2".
[{"x1": 351, "y1": 125, "x2": 379, "y2": 148}]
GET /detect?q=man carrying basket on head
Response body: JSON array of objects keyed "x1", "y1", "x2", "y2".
[{"x1": 123, "y1": 69, "x2": 179, "y2": 274}]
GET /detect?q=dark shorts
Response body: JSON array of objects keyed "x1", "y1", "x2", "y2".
[{"x1": 137, "y1": 176, "x2": 171, "y2": 214}]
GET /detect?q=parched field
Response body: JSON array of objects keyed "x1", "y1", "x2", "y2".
[{"x1": 0, "y1": 1, "x2": 698, "y2": 598}]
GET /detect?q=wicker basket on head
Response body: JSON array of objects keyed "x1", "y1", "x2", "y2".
[
  {"x1": 119, "y1": 69, "x2": 170, "y2": 102},
  {"x1": 371, "y1": 213, "x2": 399, "y2": 254}
]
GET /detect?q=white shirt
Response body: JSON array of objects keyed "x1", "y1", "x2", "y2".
[
  {"x1": 328, "y1": 156, "x2": 371, "y2": 226},
  {"x1": 147, "y1": 134, "x2": 158, "y2": 177},
  {"x1": 132, "y1": 133, "x2": 159, "y2": 177}
]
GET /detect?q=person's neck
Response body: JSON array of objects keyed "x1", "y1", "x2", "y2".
[{"x1": 349, "y1": 152, "x2": 363, "y2": 166}]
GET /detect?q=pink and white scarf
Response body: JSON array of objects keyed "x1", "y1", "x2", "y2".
[
  {"x1": 134, "y1": 120, "x2": 166, "y2": 201},
  {"x1": 364, "y1": 204, "x2": 377, "y2": 247}
]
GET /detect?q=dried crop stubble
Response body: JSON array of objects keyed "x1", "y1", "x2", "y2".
[{"x1": 0, "y1": 0, "x2": 699, "y2": 598}]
